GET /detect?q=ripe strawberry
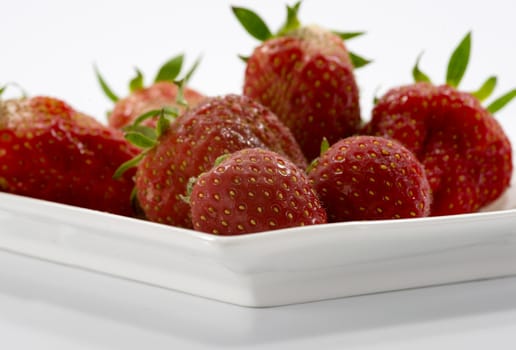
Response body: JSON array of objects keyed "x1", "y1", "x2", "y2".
[
  {"x1": 118, "y1": 94, "x2": 307, "y2": 228},
  {"x1": 233, "y1": 2, "x2": 369, "y2": 160},
  {"x1": 308, "y1": 136, "x2": 432, "y2": 222},
  {"x1": 190, "y1": 148, "x2": 327, "y2": 235},
  {"x1": 0, "y1": 95, "x2": 139, "y2": 216},
  {"x1": 95, "y1": 54, "x2": 204, "y2": 129},
  {"x1": 364, "y1": 33, "x2": 514, "y2": 216}
]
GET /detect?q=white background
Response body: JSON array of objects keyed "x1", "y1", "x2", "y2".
[
  {"x1": 2, "y1": 0, "x2": 516, "y2": 128},
  {"x1": 2, "y1": 0, "x2": 516, "y2": 348}
]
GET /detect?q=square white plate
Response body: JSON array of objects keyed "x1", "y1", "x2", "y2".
[{"x1": 0, "y1": 179, "x2": 515, "y2": 307}]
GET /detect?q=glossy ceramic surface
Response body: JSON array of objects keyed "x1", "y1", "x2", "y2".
[{"x1": 1, "y1": 185, "x2": 515, "y2": 307}]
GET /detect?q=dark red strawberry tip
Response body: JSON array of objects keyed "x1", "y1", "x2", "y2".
[
  {"x1": 308, "y1": 136, "x2": 432, "y2": 222},
  {"x1": 190, "y1": 148, "x2": 327, "y2": 235}
]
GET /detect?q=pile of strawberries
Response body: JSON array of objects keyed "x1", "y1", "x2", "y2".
[{"x1": 1, "y1": 2, "x2": 514, "y2": 236}]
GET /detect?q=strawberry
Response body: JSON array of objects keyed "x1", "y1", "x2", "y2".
[
  {"x1": 233, "y1": 2, "x2": 369, "y2": 160},
  {"x1": 364, "y1": 33, "x2": 514, "y2": 216},
  {"x1": 189, "y1": 148, "x2": 327, "y2": 235},
  {"x1": 95, "y1": 54, "x2": 204, "y2": 129},
  {"x1": 0, "y1": 94, "x2": 139, "y2": 216},
  {"x1": 308, "y1": 136, "x2": 432, "y2": 222},
  {"x1": 117, "y1": 94, "x2": 307, "y2": 228}
]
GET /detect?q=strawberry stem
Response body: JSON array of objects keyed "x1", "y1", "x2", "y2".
[
  {"x1": 277, "y1": 2, "x2": 302, "y2": 36},
  {"x1": 232, "y1": 1, "x2": 369, "y2": 69}
]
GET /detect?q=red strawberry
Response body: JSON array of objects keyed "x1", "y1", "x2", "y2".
[
  {"x1": 109, "y1": 81, "x2": 204, "y2": 130},
  {"x1": 364, "y1": 33, "x2": 514, "y2": 215},
  {"x1": 308, "y1": 136, "x2": 432, "y2": 222},
  {"x1": 190, "y1": 148, "x2": 327, "y2": 235},
  {"x1": 118, "y1": 94, "x2": 307, "y2": 228},
  {"x1": 0, "y1": 95, "x2": 139, "y2": 216},
  {"x1": 95, "y1": 54, "x2": 204, "y2": 129},
  {"x1": 233, "y1": 2, "x2": 369, "y2": 160}
]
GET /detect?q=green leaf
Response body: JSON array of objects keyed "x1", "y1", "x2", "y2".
[
  {"x1": 125, "y1": 124, "x2": 157, "y2": 140},
  {"x1": 156, "y1": 109, "x2": 171, "y2": 137},
  {"x1": 306, "y1": 137, "x2": 330, "y2": 173},
  {"x1": 94, "y1": 65, "x2": 119, "y2": 103},
  {"x1": 333, "y1": 31, "x2": 365, "y2": 41},
  {"x1": 238, "y1": 55, "x2": 249, "y2": 63},
  {"x1": 130, "y1": 186, "x2": 138, "y2": 204},
  {"x1": 372, "y1": 86, "x2": 382, "y2": 105},
  {"x1": 412, "y1": 52, "x2": 431, "y2": 83},
  {"x1": 125, "y1": 131, "x2": 157, "y2": 149},
  {"x1": 349, "y1": 52, "x2": 372, "y2": 69},
  {"x1": 163, "y1": 106, "x2": 180, "y2": 118},
  {"x1": 319, "y1": 137, "x2": 330, "y2": 155},
  {"x1": 131, "y1": 109, "x2": 163, "y2": 127},
  {"x1": 232, "y1": 6, "x2": 273, "y2": 41},
  {"x1": 472, "y1": 76, "x2": 497, "y2": 102},
  {"x1": 182, "y1": 55, "x2": 202, "y2": 85},
  {"x1": 0, "y1": 85, "x2": 6, "y2": 96},
  {"x1": 154, "y1": 54, "x2": 184, "y2": 83},
  {"x1": 179, "y1": 176, "x2": 198, "y2": 204},
  {"x1": 446, "y1": 32, "x2": 471, "y2": 88},
  {"x1": 129, "y1": 68, "x2": 144, "y2": 92},
  {"x1": 173, "y1": 79, "x2": 188, "y2": 107},
  {"x1": 113, "y1": 152, "x2": 145, "y2": 179},
  {"x1": 214, "y1": 153, "x2": 231, "y2": 167},
  {"x1": 277, "y1": 1, "x2": 302, "y2": 36},
  {"x1": 487, "y1": 88, "x2": 516, "y2": 114}
]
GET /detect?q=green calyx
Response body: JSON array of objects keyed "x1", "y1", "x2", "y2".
[
  {"x1": 95, "y1": 54, "x2": 201, "y2": 103},
  {"x1": 231, "y1": 1, "x2": 371, "y2": 69},
  {"x1": 486, "y1": 89, "x2": 516, "y2": 114},
  {"x1": 179, "y1": 176, "x2": 198, "y2": 204},
  {"x1": 180, "y1": 154, "x2": 232, "y2": 205},
  {"x1": 306, "y1": 137, "x2": 329, "y2": 173},
  {"x1": 112, "y1": 107, "x2": 179, "y2": 179},
  {"x1": 412, "y1": 32, "x2": 516, "y2": 114}
]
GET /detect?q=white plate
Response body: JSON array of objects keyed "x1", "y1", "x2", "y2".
[{"x1": 0, "y1": 181, "x2": 515, "y2": 307}]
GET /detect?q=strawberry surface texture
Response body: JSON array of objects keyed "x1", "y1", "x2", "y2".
[
  {"x1": 133, "y1": 94, "x2": 307, "y2": 228},
  {"x1": 308, "y1": 136, "x2": 432, "y2": 222},
  {"x1": 190, "y1": 148, "x2": 327, "y2": 235},
  {"x1": 366, "y1": 83, "x2": 512, "y2": 215},
  {"x1": 364, "y1": 32, "x2": 514, "y2": 216},
  {"x1": 0, "y1": 96, "x2": 139, "y2": 216},
  {"x1": 235, "y1": 3, "x2": 364, "y2": 161}
]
